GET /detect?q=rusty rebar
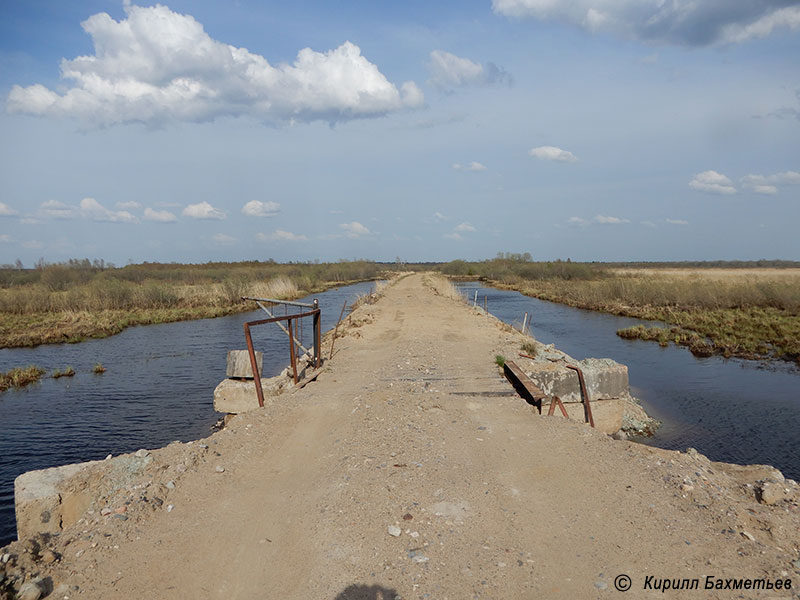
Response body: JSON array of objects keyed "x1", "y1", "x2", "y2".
[
  {"x1": 243, "y1": 322, "x2": 266, "y2": 408},
  {"x1": 547, "y1": 395, "x2": 569, "y2": 418},
  {"x1": 565, "y1": 364, "x2": 595, "y2": 428}
]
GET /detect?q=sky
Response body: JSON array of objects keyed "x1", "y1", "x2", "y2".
[{"x1": 1, "y1": 0, "x2": 799, "y2": 265}]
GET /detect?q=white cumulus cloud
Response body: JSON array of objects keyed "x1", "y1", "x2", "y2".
[
  {"x1": 242, "y1": 200, "x2": 281, "y2": 217},
  {"x1": 0, "y1": 202, "x2": 19, "y2": 216},
  {"x1": 491, "y1": 0, "x2": 800, "y2": 46},
  {"x1": 80, "y1": 198, "x2": 139, "y2": 223},
  {"x1": 741, "y1": 171, "x2": 800, "y2": 194},
  {"x1": 427, "y1": 50, "x2": 512, "y2": 90},
  {"x1": 36, "y1": 198, "x2": 139, "y2": 222},
  {"x1": 444, "y1": 232, "x2": 463, "y2": 241},
  {"x1": 143, "y1": 207, "x2": 177, "y2": 222},
  {"x1": 569, "y1": 215, "x2": 629, "y2": 225},
  {"x1": 666, "y1": 218, "x2": 689, "y2": 225},
  {"x1": 453, "y1": 161, "x2": 488, "y2": 171},
  {"x1": 689, "y1": 170, "x2": 736, "y2": 195},
  {"x1": 340, "y1": 221, "x2": 371, "y2": 238},
  {"x1": 529, "y1": 146, "x2": 578, "y2": 163},
  {"x1": 256, "y1": 230, "x2": 308, "y2": 242},
  {"x1": 182, "y1": 202, "x2": 226, "y2": 220},
  {"x1": 454, "y1": 222, "x2": 477, "y2": 232},
  {"x1": 594, "y1": 215, "x2": 630, "y2": 224},
  {"x1": 6, "y1": 3, "x2": 423, "y2": 128},
  {"x1": 745, "y1": 183, "x2": 778, "y2": 195}
]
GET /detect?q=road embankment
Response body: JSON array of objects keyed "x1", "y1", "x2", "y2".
[{"x1": 2, "y1": 273, "x2": 798, "y2": 600}]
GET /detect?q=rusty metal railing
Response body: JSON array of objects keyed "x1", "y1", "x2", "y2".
[{"x1": 242, "y1": 298, "x2": 321, "y2": 407}]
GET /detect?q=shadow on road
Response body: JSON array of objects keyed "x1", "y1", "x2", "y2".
[{"x1": 334, "y1": 583, "x2": 399, "y2": 600}]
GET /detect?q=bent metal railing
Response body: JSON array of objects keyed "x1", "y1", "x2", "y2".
[{"x1": 241, "y1": 297, "x2": 321, "y2": 407}]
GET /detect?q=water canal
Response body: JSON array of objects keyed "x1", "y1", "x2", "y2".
[
  {"x1": 0, "y1": 281, "x2": 378, "y2": 545},
  {"x1": 456, "y1": 282, "x2": 800, "y2": 484},
  {"x1": 2, "y1": 279, "x2": 798, "y2": 545}
]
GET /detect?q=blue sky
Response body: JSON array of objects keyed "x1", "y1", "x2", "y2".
[{"x1": 1, "y1": 0, "x2": 799, "y2": 265}]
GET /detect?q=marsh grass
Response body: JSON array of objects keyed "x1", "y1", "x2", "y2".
[
  {"x1": 447, "y1": 257, "x2": 800, "y2": 362},
  {"x1": 0, "y1": 261, "x2": 385, "y2": 347},
  {"x1": 421, "y1": 273, "x2": 465, "y2": 302},
  {"x1": 501, "y1": 273, "x2": 800, "y2": 362},
  {"x1": 93, "y1": 363, "x2": 107, "y2": 374},
  {"x1": 0, "y1": 365, "x2": 46, "y2": 391},
  {"x1": 51, "y1": 366, "x2": 76, "y2": 379}
]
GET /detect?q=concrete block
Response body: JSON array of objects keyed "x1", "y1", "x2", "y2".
[
  {"x1": 14, "y1": 452, "x2": 153, "y2": 540},
  {"x1": 578, "y1": 358, "x2": 629, "y2": 401},
  {"x1": 524, "y1": 359, "x2": 629, "y2": 403},
  {"x1": 226, "y1": 350, "x2": 263, "y2": 378},
  {"x1": 213, "y1": 375, "x2": 288, "y2": 414},
  {"x1": 543, "y1": 398, "x2": 624, "y2": 435},
  {"x1": 713, "y1": 462, "x2": 784, "y2": 485},
  {"x1": 523, "y1": 362, "x2": 579, "y2": 401},
  {"x1": 15, "y1": 462, "x2": 97, "y2": 538}
]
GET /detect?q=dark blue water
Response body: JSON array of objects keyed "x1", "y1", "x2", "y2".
[
  {"x1": 0, "y1": 281, "x2": 376, "y2": 546},
  {"x1": 457, "y1": 283, "x2": 800, "y2": 481}
]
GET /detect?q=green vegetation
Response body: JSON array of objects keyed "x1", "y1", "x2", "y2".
[
  {"x1": 494, "y1": 354, "x2": 506, "y2": 367},
  {"x1": 439, "y1": 255, "x2": 800, "y2": 364},
  {"x1": 508, "y1": 277, "x2": 800, "y2": 362},
  {"x1": 0, "y1": 259, "x2": 388, "y2": 348},
  {"x1": 5, "y1": 256, "x2": 798, "y2": 363},
  {"x1": 0, "y1": 365, "x2": 46, "y2": 392},
  {"x1": 51, "y1": 366, "x2": 76, "y2": 378},
  {"x1": 93, "y1": 363, "x2": 107, "y2": 374}
]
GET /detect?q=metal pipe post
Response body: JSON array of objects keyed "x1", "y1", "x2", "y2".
[
  {"x1": 288, "y1": 318, "x2": 298, "y2": 384},
  {"x1": 243, "y1": 323, "x2": 266, "y2": 408},
  {"x1": 313, "y1": 299, "x2": 321, "y2": 368},
  {"x1": 242, "y1": 296, "x2": 315, "y2": 309}
]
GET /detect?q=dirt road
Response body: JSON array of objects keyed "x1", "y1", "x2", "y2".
[{"x1": 11, "y1": 274, "x2": 800, "y2": 599}]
